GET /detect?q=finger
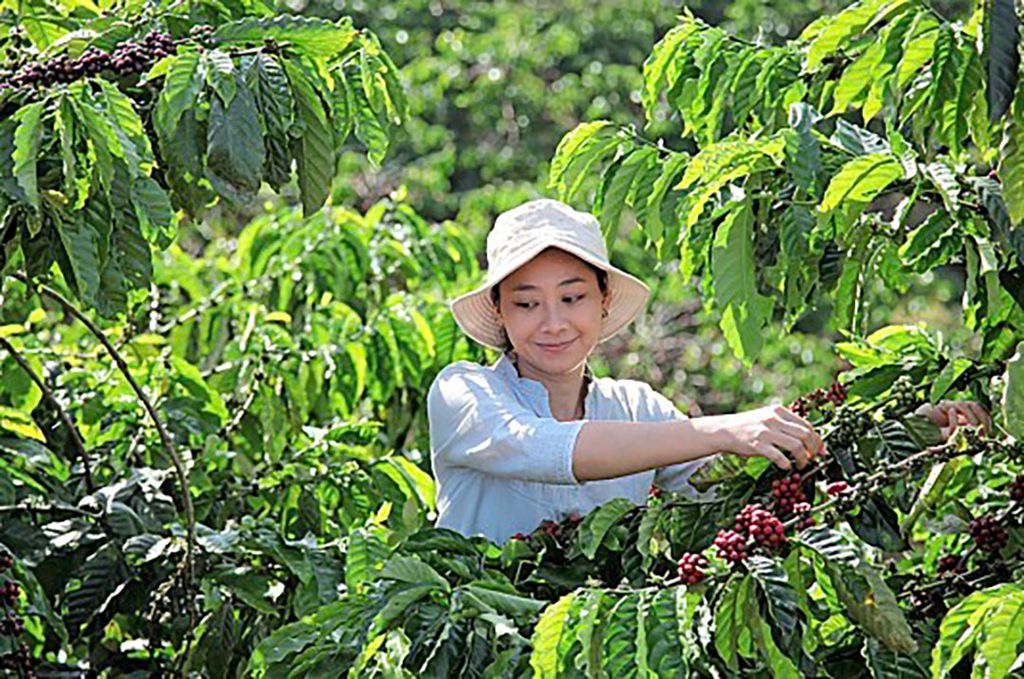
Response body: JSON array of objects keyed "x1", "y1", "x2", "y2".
[
  {"x1": 952, "y1": 402, "x2": 981, "y2": 428},
  {"x1": 776, "y1": 422, "x2": 819, "y2": 461},
  {"x1": 775, "y1": 407, "x2": 826, "y2": 455},
  {"x1": 930, "y1": 402, "x2": 952, "y2": 427},
  {"x1": 967, "y1": 402, "x2": 993, "y2": 435},
  {"x1": 757, "y1": 443, "x2": 792, "y2": 470},
  {"x1": 766, "y1": 431, "x2": 809, "y2": 469},
  {"x1": 959, "y1": 401, "x2": 990, "y2": 434}
]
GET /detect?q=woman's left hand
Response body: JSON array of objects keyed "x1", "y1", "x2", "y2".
[{"x1": 915, "y1": 400, "x2": 992, "y2": 441}]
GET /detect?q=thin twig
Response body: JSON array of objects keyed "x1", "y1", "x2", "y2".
[{"x1": 0, "y1": 336, "x2": 94, "y2": 492}]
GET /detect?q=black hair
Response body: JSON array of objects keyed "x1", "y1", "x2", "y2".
[{"x1": 489, "y1": 255, "x2": 609, "y2": 354}]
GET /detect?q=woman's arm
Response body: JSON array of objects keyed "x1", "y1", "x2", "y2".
[
  {"x1": 430, "y1": 363, "x2": 824, "y2": 485},
  {"x1": 573, "y1": 405, "x2": 824, "y2": 481}
]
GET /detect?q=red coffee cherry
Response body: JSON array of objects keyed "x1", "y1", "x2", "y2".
[
  {"x1": 791, "y1": 502, "x2": 816, "y2": 529},
  {"x1": 826, "y1": 481, "x2": 851, "y2": 497},
  {"x1": 772, "y1": 473, "x2": 806, "y2": 513},
  {"x1": 969, "y1": 514, "x2": 1008, "y2": 553},
  {"x1": 676, "y1": 552, "x2": 709, "y2": 585},
  {"x1": 736, "y1": 504, "x2": 787, "y2": 547},
  {"x1": 936, "y1": 554, "x2": 965, "y2": 577},
  {"x1": 713, "y1": 529, "x2": 748, "y2": 564}
]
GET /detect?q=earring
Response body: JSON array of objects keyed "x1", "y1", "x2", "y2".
[{"x1": 602, "y1": 308, "x2": 609, "y2": 319}]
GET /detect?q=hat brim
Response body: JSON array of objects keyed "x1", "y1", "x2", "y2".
[{"x1": 449, "y1": 241, "x2": 650, "y2": 351}]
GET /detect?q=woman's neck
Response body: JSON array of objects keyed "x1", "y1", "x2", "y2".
[{"x1": 510, "y1": 352, "x2": 589, "y2": 421}]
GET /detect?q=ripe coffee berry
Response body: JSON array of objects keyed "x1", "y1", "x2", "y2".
[
  {"x1": 826, "y1": 380, "x2": 847, "y2": 405},
  {"x1": 713, "y1": 529, "x2": 747, "y2": 564},
  {"x1": 510, "y1": 532, "x2": 530, "y2": 542},
  {"x1": 676, "y1": 553, "x2": 709, "y2": 585},
  {"x1": 0, "y1": 613, "x2": 23, "y2": 635},
  {"x1": 826, "y1": 481, "x2": 851, "y2": 496},
  {"x1": 936, "y1": 554, "x2": 965, "y2": 576},
  {"x1": 734, "y1": 503, "x2": 766, "y2": 534},
  {"x1": 0, "y1": 554, "x2": 11, "y2": 573},
  {"x1": 539, "y1": 520, "x2": 561, "y2": 539},
  {"x1": 1010, "y1": 475, "x2": 1024, "y2": 503},
  {"x1": 969, "y1": 514, "x2": 1008, "y2": 553},
  {"x1": 0, "y1": 580, "x2": 19, "y2": 607},
  {"x1": 772, "y1": 473, "x2": 806, "y2": 513},
  {"x1": 736, "y1": 504, "x2": 786, "y2": 547},
  {"x1": 648, "y1": 484, "x2": 663, "y2": 499},
  {"x1": 791, "y1": 502, "x2": 816, "y2": 529}
]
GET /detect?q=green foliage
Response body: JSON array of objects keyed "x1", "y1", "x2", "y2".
[
  {"x1": 1, "y1": 0, "x2": 1024, "y2": 675},
  {"x1": 0, "y1": 5, "x2": 407, "y2": 315},
  {"x1": 553, "y1": 0, "x2": 1024, "y2": 368}
]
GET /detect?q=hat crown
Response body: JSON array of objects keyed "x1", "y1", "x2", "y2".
[{"x1": 486, "y1": 198, "x2": 608, "y2": 270}]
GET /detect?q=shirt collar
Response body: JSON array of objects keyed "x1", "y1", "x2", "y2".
[{"x1": 492, "y1": 352, "x2": 595, "y2": 415}]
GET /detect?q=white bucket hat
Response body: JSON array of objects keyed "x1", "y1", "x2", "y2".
[{"x1": 450, "y1": 198, "x2": 650, "y2": 350}]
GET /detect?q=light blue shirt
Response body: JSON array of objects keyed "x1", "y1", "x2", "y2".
[{"x1": 426, "y1": 353, "x2": 712, "y2": 544}]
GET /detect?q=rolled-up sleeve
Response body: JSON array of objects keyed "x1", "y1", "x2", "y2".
[
  {"x1": 635, "y1": 385, "x2": 716, "y2": 495},
  {"x1": 427, "y1": 363, "x2": 585, "y2": 485}
]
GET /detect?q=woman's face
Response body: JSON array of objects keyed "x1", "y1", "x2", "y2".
[{"x1": 495, "y1": 248, "x2": 609, "y2": 378}]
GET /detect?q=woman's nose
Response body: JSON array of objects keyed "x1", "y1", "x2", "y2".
[{"x1": 540, "y1": 304, "x2": 569, "y2": 330}]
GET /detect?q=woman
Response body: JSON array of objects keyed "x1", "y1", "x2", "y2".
[{"x1": 427, "y1": 199, "x2": 990, "y2": 544}]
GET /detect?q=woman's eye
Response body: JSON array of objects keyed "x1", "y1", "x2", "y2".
[
  {"x1": 514, "y1": 302, "x2": 536, "y2": 309},
  {"x1": 564, "y1": 294, "x2": 584, "y2": 303}
]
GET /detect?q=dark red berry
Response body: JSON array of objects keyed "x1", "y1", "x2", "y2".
[
  {"x1": 0, "y1": 554, "x2": 11, "y2": 573},
  {"x1": 791, "y1": 502, "x2": 816, "y2": 529},
  {"x1": 713, "y1": 529, "x2": 747, "y2": 564},
  {"x1": 1010, "y1": 475, "x2": 1024, "y2": 503},
  {"x1": 0, "y1": 580, "x2": 20, "y2": 607},
  {"x1": 969, "y1": 514, "x2": 1008, "y2": 553},
  {"x1": 772, "y1": 473, "x2": 806, "y2": 513},
  {"x1": 539, "y1": 520, "x2": 561, "y2": 539},
  {"x1": 735, "y1": 504, "x2": 787, "y2": 547},
  {"x1": 676, "y1": 552, "x2": 709, "y2": 585},
  {"x1": 937, "y1": 554, "x2": 965, "y2": 577},
  {"x1": 826, "y1": 481, "x2": 850, "y2": 497},
  {"x1": 649, "y1": 483, "x2": 663, "y2": 499}
]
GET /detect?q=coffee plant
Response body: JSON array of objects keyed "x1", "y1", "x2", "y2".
[{"x1": 1, "y1": 0, "x2": 1024, "y2": 675}]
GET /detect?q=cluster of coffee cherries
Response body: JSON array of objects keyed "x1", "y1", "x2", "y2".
[
  {"x1": 0, "y1": 554, "x2": 34, "y2": 678},
  {"x1": 968, "y1": 514, "x2": 1008, "y2": 553},
  {"x1": 771, "y1": 473, "x2": 807, "y2": 513},
  {"x1": 790, "y1": 380, "x2": 847, "y2": 417},
  {"x1": 936, "y1": 554, "x2": 965, "y2": 577},
  {"x1": 907, "y1": 586, "x2": 947, "y2": 620},
  {"x1": 828, "y1": 408, "x2": 873, "y2": 449},
  {"x1": 1, "y1": 30, "x2": 176, "y2": 91},
  {"x1": 887, "y1": 375, "x2": 920, "y2": 414},
  {"x1": 712, "y1": 529, "x2": 748, "y2": 564},
  {"x1": 676, "y1": 552, "x2": 709, "y2": 585},
  {"x1": 512, "y1": 512, "x2": 583, "y2": 543},
  {"x1": 714, "y1": 503, "x2": 788, "y2": 565},
  {"x1": 735, "y1": 504, "x2": 787, "y2": 547}
]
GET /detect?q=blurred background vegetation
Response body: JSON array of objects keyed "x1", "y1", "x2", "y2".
[{"x1": 191, "y1": 0, "x2": 978, "y2": 419}]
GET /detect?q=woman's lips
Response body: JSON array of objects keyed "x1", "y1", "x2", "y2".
[{"x1": 538, "y1": 338, "x2": 576, "y2": 353}]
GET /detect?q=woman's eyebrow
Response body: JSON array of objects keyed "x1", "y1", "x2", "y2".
[{"x1": 511, "y1": 277, "x2": 586, "y2": 291}]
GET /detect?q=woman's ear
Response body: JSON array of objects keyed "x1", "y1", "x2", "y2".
[{"x1": 602, "y1": 288, "x2": 613, "y2": 315}]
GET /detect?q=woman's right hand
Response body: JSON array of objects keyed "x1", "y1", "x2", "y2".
[{"x1": 704, "y1": 405, "x2": 825, "y2": 470}]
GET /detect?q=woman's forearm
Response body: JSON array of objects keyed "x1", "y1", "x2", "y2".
[{"x1": 572, "y1": 417, "x2": 731, "y2": 481}]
